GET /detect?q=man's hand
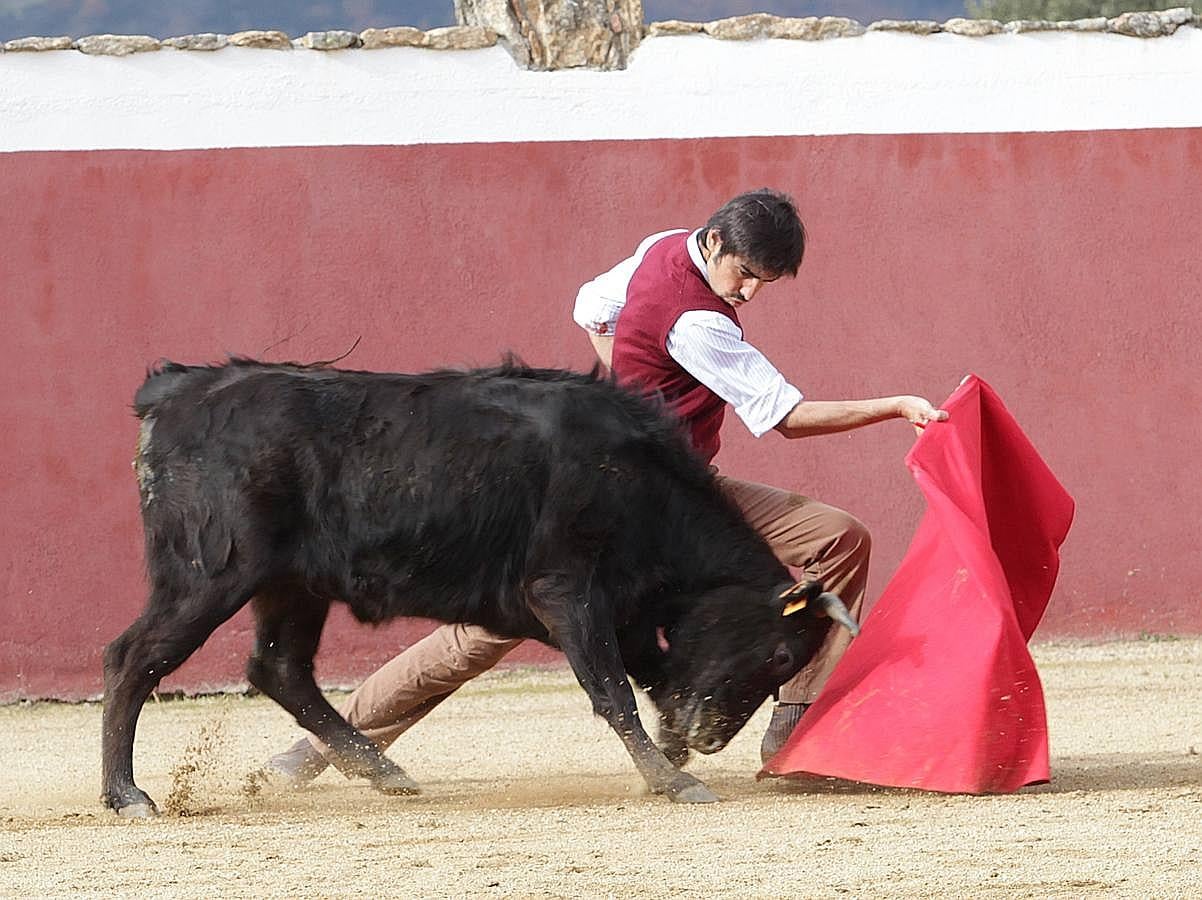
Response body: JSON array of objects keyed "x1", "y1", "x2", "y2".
[{"x1": 895, "y1": 396, "x2": 949, "y2": 432}]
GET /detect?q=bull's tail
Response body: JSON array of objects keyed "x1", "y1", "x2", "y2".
[{"x1": 133, "y1": 360, "x2": 200, "y2": 419}]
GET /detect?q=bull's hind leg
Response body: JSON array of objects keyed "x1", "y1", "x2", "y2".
[
  {"x1": 527, "y1": 573, "x2": 718, "y2": 804},
  {"x1": 101, "y1": 586, "x2": 251, "y2": 817},
  {"x1": 247, "y1": 590, "x2": 419, "y2": 795}
]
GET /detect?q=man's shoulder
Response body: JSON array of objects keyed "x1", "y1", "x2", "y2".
[
  {"x1": 636, "y1": 229, "x2": 689, "y2": 254},
  {"x1": 630, "y1": 229, "x2": 688, "y2": 270},
  {"x1": 633, "y1": 229, "x2": 694, "y2": 278},
  {"x1": 675, "y1": 309, "x2": 742, "y2": 334}
]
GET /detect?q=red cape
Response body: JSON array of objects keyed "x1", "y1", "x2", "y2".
[{"x1": 761, "y1": 375, "x2": 1074, "y2": 793}]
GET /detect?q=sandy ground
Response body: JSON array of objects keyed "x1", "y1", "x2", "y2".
[{"x1": 0, "y1": 638, "x2": 1199, "y2": 899}]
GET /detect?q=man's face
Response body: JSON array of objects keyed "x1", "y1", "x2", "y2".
[{"x1": 703, "y1": 231, "x2": 782, "y2": 309}]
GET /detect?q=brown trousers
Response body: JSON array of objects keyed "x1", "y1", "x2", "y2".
[{"x1": 307, "y1": 475, "x2": 870, "y2": 757}]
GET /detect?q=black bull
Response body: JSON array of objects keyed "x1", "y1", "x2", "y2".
[{"x1": 102, "y1": 360, "x2": 857, "y2": 816}]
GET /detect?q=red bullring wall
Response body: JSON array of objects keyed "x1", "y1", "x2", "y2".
[{"x1": 2, "y1": 28, "x2": 1201, "y2": 700}]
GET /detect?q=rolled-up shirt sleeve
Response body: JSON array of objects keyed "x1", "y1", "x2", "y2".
[
  {"x1": 573, "y1": 229, "x2": 686, "y2": 336},
  {"x1": 666, "y1": 311, "x2": 803, "y2": 437}
]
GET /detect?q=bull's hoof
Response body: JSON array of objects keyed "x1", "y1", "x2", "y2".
[
  {"x1": 668, "y1": 782, "x2": 720, "y2": 804},
  {"x1": 658, "y1": 772, "x2": 720, "y2": 803},
  {"x1": 103, "y1": 786, "x2": 159, "y2": 818},
  {"x1": 369, "y1": 771, "x2": 421, "y2": 796},
  {"x1": 116, "y1": 801, "x2": 160, "y2": 819}
]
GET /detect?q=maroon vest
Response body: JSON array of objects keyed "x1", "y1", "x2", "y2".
[{"x1": 612, "y1": 232, "x2": 740, "y2": 463}]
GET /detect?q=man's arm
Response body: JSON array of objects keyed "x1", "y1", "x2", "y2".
[
  {"x1": 573, "y1": 229, "x2": 688, "y2": 355},
  {"x1": 664, "y1": 313, "x2": 948, "y2": 439},
  {"x1": 588, "y1": 333, "x2": 614, "y2": 369},
  {"x1": 774, "y1": 396, "x2": 948, "y2": 439}
]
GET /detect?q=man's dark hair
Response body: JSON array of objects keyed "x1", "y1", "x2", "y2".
[{"x1": 702, "y1": 189, "x2": 806, "y2": 277}]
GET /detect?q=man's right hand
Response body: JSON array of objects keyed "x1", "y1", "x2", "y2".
[{"x1": 895, "y1": 396, "x2": 949, "y2": 430}]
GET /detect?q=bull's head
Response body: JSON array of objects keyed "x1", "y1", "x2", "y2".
[{"x1": 648, "y1": 580, "x2": 858, "y2": 756}]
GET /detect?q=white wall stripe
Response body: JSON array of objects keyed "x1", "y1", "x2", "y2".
[{"x1": 2, "y1": 31, "x2": 1201, "y2": 152}]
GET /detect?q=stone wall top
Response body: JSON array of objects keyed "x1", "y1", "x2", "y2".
[{"x1": 2, "y1": 8, "x2": 1197, "y2": 58}]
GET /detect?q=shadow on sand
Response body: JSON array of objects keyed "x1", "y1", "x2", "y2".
[{"x1": 747, "y1": 750, "x2": 1202, "y2": 798}]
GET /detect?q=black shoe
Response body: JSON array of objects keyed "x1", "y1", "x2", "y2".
[
  {"x1": 760, "y1": 702, "x2": 809, "y2": 765},
  {"x1": 263, "y1": 736, "x2": 329, "y2": 787}
]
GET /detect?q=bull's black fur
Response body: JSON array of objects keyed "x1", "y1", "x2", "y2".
[{"x1": 102, "y1": 359, "x2": 838, "y2": 815}]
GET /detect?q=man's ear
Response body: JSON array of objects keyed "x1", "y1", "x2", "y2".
[{"x1": 705, "y1": 229, "x2": 723, "y2": 257}]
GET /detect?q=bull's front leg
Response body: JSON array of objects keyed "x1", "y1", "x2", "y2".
[
  {"x1": 528, "y1": 574, "x2": 717, "y2": 803},
  {"x1": 617, "y1": 623, "x2": 691, "y2": 770},
  {"x1": 654, "y1": 713, "x2": 692, "y2": 769}
]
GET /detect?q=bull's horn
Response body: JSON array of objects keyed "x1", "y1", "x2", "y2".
[{"x1": 818, "y1": 592, "x2": 861, "y2": 637}]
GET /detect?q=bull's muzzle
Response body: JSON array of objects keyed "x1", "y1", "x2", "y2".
[{"x1": 677, "y1": 697, "x2": 739, "y2": 755}]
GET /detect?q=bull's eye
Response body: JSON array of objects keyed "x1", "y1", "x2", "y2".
[{"x1": 771, "y1": 647, "x2": 794, "y2": 672}]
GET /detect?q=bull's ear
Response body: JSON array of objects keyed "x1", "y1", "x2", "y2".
[{"x1": 775, "y1": 580, "x2": 824, "y2": 617}]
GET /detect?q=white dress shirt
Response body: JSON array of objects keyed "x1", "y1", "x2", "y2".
[{"x1": 572, "y1": 229, "x2": 802, "y2": 437}]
